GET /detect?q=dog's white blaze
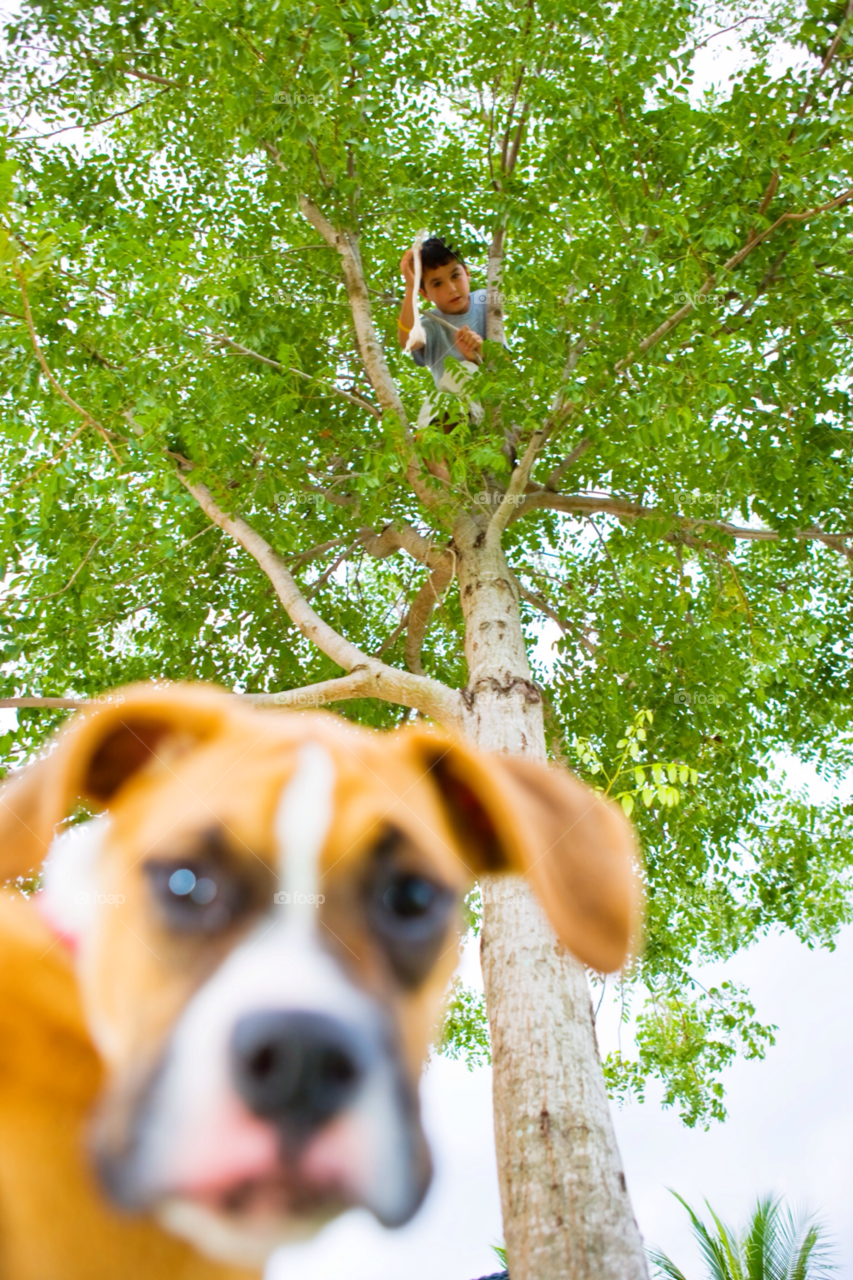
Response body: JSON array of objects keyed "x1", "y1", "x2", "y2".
[
  {"x1": 39, "y1": 816, "x2": 110, "y2": 941},
  {"x1": 274, "y1": 742, "x2": 335, "y2": 934}
]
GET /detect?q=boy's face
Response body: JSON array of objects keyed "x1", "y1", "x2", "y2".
[{"x1": 420, "y1": 259, "x2": 470, "y2": 314}]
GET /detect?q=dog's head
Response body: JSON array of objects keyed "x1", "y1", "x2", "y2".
[{"x1": 0, "y1": 683, "x2": 640, "y2": 1268}]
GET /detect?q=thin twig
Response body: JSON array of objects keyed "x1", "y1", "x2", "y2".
[
  {"x1": 13, "y1": 267, "x2": 122, "y2": 462},
  {"x1": 9, "y1": 88, "x2": 175, "y2": 144},
  {"x1": 31, "y1": 538, "x2": 102, "y2": 601},
  {"x1": 213, "y1": 334, "x2": 381, "y2": 417}
]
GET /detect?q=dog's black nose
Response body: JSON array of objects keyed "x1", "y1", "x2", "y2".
[{"x1": 230, "y1": 1011, "x2": 366, "y2": 1133}]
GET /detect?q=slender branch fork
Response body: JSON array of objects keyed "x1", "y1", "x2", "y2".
[
  {"x1": 178, "y1": 474, "x2": 464, "y2": 727},
  {"x1": 12, "y1": 264, "x2": 122, "y2": 462}
]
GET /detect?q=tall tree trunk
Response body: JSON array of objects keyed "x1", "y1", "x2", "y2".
[{"x1": 454, "y1": 518, "x2": 649, "y2": 1280}]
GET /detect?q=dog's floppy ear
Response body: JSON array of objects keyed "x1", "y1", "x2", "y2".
[
  {"x1": 405, "y1": 732, "x2": 642, "y2": 974},
  {"x1": 0, "y1": 683, "x2": 235, "y2": 883}
]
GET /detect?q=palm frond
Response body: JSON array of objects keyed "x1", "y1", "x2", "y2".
[
  {"x1": 662, "y1": 1191, "x2": 838, "y2": 1280},
  {"x1": 648, "y1": 1246, "x2": 690, "y2": 1280}
]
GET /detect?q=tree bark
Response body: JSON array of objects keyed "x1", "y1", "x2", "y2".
[{"x1": 454, "y1": 517, "x2": 648, "y2": 1280}]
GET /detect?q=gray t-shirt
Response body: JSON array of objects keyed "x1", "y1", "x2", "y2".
[{"x1": 411, "y1": 288, "x2": 489, "y2": 390}]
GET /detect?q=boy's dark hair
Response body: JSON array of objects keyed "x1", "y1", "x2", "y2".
[{"x1": 419, "y1": 236, "x2": 466, "y2": 288}]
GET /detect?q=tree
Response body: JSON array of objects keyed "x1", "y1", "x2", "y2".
[
  {"x1": 650, "y1": 1193, "x2": 837, "y2": 1279},
  {"x1": 1, "y1": 0, "x2": 852, "y2": 1276}
]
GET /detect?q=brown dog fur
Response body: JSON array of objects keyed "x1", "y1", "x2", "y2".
[{"x1": 0, "y1": 684, "x2": 641, "y2": 1278}]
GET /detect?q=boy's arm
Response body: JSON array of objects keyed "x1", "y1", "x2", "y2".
[{"x1": 398, "y1": 249, "x2": 425, "y2": 350}]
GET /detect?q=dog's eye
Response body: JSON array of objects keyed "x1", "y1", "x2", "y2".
[
  {"x1": 381, "y1": 875, "x2": 440, "y2": 919},
  {"x1": 145, "y1": 860, "x2": 249, "y2": 934},
  {"x1": 168, "y1": 868, "x2": 218, "y2": 904},
  {"x1": 367, "y1": 865, "x2": 455, "y2": 987}
]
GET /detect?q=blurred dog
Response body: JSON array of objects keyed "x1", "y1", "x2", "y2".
[{"x1": 0, "y1": 683, "x2": 640, "y2": 1278}]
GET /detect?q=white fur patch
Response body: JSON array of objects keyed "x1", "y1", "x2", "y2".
[
  {"x1": 158, "y1": 1198, "x2": 320, "y2": 1269},
  {"x1": 274, "y1": 742, "x2": 336, "y2": 934},
  {"x1": 39, "y1": 816, "x2": 111, "y2": 943}
]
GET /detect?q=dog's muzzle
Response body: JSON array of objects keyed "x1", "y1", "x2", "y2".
[
  {"x1": 91, "y1": 929, "x2": 433, "y2": 1262},
  {"x1": 230, "y1": 1010, "x2": 369, "y2": 1139}
]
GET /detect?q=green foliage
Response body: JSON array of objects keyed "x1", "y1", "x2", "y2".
[
  {"x1": 437, "y1": 976, "x2": 491, "y2": 1071},
  {"x1": 573, "y1": 708, "x2": 700, "y2": 817},
  {"x1": 650, "y1": 1192, "x2": 838, "y2": 1279},
  {"x1": 603, "y1": 977, "x2": 776, "y2": 1127},
  {"x1": 0, "y1": 0, "x2": 852, "y2": 1121}
]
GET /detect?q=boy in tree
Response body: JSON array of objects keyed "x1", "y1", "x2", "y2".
[{"x1": 397, "y1": 237, "x2": 487, "y2": 392}]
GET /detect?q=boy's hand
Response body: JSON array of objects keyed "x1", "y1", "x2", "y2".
[
  {"x1": 454, "y1": 325, "x2": 483, "y2": 362},
  {"x1": 399, "y1": 249, "x2": 418, "y2": 287}
]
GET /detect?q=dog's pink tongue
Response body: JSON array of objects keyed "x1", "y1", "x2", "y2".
[{"x1": 172, "y1": 1095, "x2": 279, "y2": 1197}]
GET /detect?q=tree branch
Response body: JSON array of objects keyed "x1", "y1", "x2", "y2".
[
  {"x1": 13, "y1": 266, "x2": 122, "y2": 462},
  {"x1": 294, "y1": 191, "x2": 405, "y2": 419},
  {"x1": 0, "y1": 697, "x2": 89, "y2": 709},
  {"x1": 517, "y1": 583, "x2": 599, "y2": 657},
  {"x1": 179, "y1": 474, "x2": 465, "y2": 724},
  {"x1": 302, "y1": 540, "x2": 361, "y2": 600},
  {"x1": 10, "y1": 424, "x2": 88, "y2": 491},
  {"x1": 244, "y1": 671, "x2": 402, "y2": 710},
  {"x1": 0, "y1": 671, "x2": 460, "y2": 718},
  {"x1": 543, "y1": 436, "x2": 591, "y2": 489},
  {"x1": 374, "y1": 611, "x2": 409, "y2": 657},
  {"x1": 289, "y1": 538, "x2": 344, "y2": 570},
  {"x1": 486, "y1": 225, "x2": 507, "y2": 345},
  {"x1": 85, "y1": 55, "x2": 184, "y2": 89},
  {"x1": 359, "y1": 523, "x2": 448, "y2": 568},
  {"x1": 213, "y1": 334, "x2": 381, "y2": 417},
  {"x1": 404, "y1": 554, "x2": 455, "y2": 676},
  {"x1": 286, "y1": 184, "x2": 443, "y2": 512},
  {"x1": 615, "y1": 185, "x2": 853, "y2": 374},
  {"x1": 30, "y1": 537, "x2": 102, "y2": 601},
  {"x1": 512, "y1": 489, "x2": 852, "y2": 557},
  {"x1": 11, "y1": 89, "x2": 174, "y2": 144},
  {"x1": 517, "y1": 584, "x2": 567, "y2": 632},
  {"x1": 488, "y1": 424, "x2": 551, "y2": 537}
]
